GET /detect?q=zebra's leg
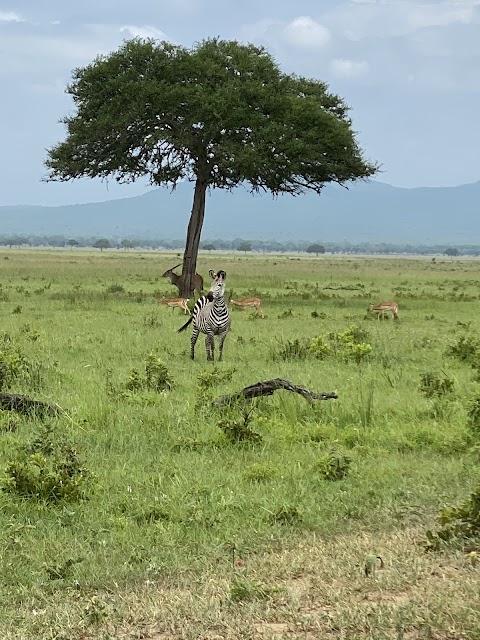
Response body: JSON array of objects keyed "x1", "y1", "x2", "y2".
[
  {"x1": 190, "y1": 327, "x2": 200, "y2": 360},
  {"x1": 205, "y1": 331, "x2": 215, "y2": 361},
  {"x1": 218, "y1": 328, "x2": 229, "y2": 362}
]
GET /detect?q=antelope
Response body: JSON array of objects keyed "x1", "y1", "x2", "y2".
[
  {"x1": 158, "y1": 297, "x2": 190, "y2": 315},
  {"x1": 162, "y1": 264, "x2": 204, "y2": 297},
  {"x1": 367, "y1": 301, "x2": 399, "y2": 320},
  {"x1": 230, "y1": 297, "x2": 264, "y2": 318},
  {"x1": 178, "y1": 269, "x2": 231, "y2": 361}
]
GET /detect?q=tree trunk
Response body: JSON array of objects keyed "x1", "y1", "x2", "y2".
[{"x1": 181, "y1": 170, "x2": 208, "y2": 298}]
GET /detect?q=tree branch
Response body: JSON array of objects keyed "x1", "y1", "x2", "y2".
[
  {"x1": 0, "y1": 393, "x2": 62, "y2": 417},
  {"x1": 212, "y1": 378, "x2": 338, "y2": 407}
]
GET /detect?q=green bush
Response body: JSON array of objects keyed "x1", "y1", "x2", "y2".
[
  {"x1": 424, "y1": 483, "x2": 480, "y2": 550},
  {"x1": 125, "y1": 353, "x2": 174, "y2": 393},
  {"x1": 446, "y1": 335, "x2": 480, "y2": 363},
  {"x1": 315, "y1": 449, "x2": 352, "y2": 481},
  {"x1": 2, "y1": 426, "x2": 92, "y2": 502},
  {"x1": 419, "y1": 372, "x2": 455, "y2": 398}
]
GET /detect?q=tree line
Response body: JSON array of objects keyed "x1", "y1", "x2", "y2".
[{"x1": 0, "y1": 235, "x2": 478, "y2": 256}]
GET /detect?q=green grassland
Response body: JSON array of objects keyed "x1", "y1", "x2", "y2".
[{"x1": 1, "y1": 249, "x2": 480, "y2": 639}]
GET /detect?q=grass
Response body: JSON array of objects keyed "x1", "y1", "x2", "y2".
[{"x1": 0, "y1": 249, "x2": 480, "y2": 638}]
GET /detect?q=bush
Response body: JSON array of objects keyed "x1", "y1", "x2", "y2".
[
  {"x1": 446, "y1": 335, "x2": 480, "y2": 363},
  {"x1": 419, "y1": 372, "x2": 455, "y2": 398},
  {"x1": 2, "y1": 426, "x2": 92, "y2": 502},
  {"x1": 275, "y1": 338, "x2": 311, "y2": 361},
  {"x1": 467, "y1": 395, "x2": 480, "y2": 436},
  {"x1": 315, "y1": 449, "x2": 352, "y2": 481},
  {"x1": 424, "y1": 483, "x2": 480, "y2": 551},
  {"x1": 125, "y1": 353, "x2": 174, "y2": 393},
  {"x1": 0, "y1": 332, "x2": 43, "y2": 391}
]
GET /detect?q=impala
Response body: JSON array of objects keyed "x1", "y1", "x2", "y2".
[
  {"x1": 161, "y1": 264, "x2": 204, "y2": 297},
  {"x1": 230, "y1": 297, "x2": 264, "y2": 317},
  {"x1": 367, "y1": 301, "x2": 399, "y2": 320},
  {"x1": 158, "y1": 297, "x2": 190, "y2": 315}
]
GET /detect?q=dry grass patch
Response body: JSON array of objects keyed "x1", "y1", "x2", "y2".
[{"x1": 6, "y1": 525, "x2": 479, "y2": 640}]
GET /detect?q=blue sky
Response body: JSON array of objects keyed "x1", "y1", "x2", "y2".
[{"x1": 1, "y1": 0, "x2": 479, "y2": 205}]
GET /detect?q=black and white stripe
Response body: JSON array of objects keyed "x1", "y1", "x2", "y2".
[{"x1": 177, "y1": 269, "x2": 231, "y2": 361}]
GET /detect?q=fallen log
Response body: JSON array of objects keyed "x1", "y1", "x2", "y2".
[
  {"x1": 213, "y1": 378, "x2": 338, "y2": 407},
  {"x1": 0, "y1": 393, "x2": 61, "y2": 417}
]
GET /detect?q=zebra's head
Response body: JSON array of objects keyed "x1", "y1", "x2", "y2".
[
  {"x1": 208, "y1": 269, "x2": 227, "y2": 299},
  {"x1": 208, "y1": 269, "x2": 226, "y2": 281}
]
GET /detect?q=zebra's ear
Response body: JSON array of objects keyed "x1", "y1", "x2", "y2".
[{"x1": 208, "y1": 269, "x2": 216, "y2": 279}]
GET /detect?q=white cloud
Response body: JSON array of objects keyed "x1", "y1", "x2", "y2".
[
  {"x1": 283, "y1": 16, "x2": 331, "y2": 48},
  {"x1": 324, "y1": 0, "x2": 480, "y2": 39},
  {"x1": 407, "y1": 2, "x2": 478, "y2": 30},
  {"x1": 0, "y1": 11, "x2": 24, "y2": 22},
  {"x1": 119, "y1": 24, "x2": 168, "y2": 40},
  {"x1": 330, "y1": 58, "x2": 369, "y2": 77}
]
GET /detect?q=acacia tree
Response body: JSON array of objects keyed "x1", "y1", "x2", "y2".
[
  {"x1": 307, "y1": 243, "x2": 326, "y2": 256},
  {"x1": 45, "y1": 38, "x2": 377, "y2": 297}
]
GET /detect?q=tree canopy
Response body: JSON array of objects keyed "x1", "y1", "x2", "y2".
[
  {"x1": 94, "y1": 239, "x2": 111, "y2": 251},
  {"x1": 237, "y1": 241, "x2": 252, "y2": 253},
  {"x1": 307, "y1": 243, "x2": 326, "y2": 256},
  {"x1": 45, "y1": 37, "x2": 377, "y2": 295},
  {"x1": 445, "y1": 247, "x2": 459, "y2": 257}
]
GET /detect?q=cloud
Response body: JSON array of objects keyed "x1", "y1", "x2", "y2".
[
  {"x1": 0, "y1": 11, "x2": 24, "y2": 22},
  {"x1": 283, "y1": 16, "x2": 331, "y2": 48},
  {"x1": 330, "y1": 57, "x2": 369, "y2": 77},
  {"x1": 323, "y1": 0, "x2": 480, "y2": 39},
  {"x1": 119, "y1": 24, "x2": 168, "y2": 40}
]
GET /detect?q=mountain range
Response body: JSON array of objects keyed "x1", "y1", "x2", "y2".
[{"x1": 0, "y1": 179, "x2": 478, "y2": 243}]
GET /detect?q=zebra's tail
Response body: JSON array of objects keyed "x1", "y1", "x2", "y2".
[{"x1": 177, "y1": 316, "x2": 194, "y2": 333}]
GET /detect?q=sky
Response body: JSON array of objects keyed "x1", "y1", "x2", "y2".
[{"x1": 1, "y1": 0, "x2": 479, "y2": 206}]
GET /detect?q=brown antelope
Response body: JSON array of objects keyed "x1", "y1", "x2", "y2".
[
  {"x1": 161, "y1": 264, "x2": 204, "y2": 297},
  {"x1": 158, "y1": 297, "x2": 190, "y2": 315},
  {"x1": 367, "y1": 301, "x2": 399, "y2": 320},
  {"x1": 230, "y1": 297, "x2": 264, "y2": 317}
]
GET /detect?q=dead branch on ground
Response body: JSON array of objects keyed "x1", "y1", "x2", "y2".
[
  {"x1": 213, "y1": 378, "x2": 338, "y2": 407},
  {"x1": 0, "y1": 393, "x2": 61, "y2": 417}
]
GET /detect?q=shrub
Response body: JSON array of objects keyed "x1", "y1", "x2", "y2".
[
  {"x1": 467, "y1": 395, "x2": 480, "y2": 436},
  {"x1": 2, "y1": 426, "x2": 92, "y2": 502},
  {"x1": 424, "y1": 483, "x2": 480, "y2": 551},
  {"x1": 145, "y1": 353, "x2": 174, "y2": 391},
  {"x1": 125, "y1": 353, "x2": 174, "y2": 393},
  {"x1": 105, "y1": 283, "x2": 126, "y2": 294},
  {"x1": 275, "y1": 337, "x2": 311, "y2": 361},
  {"x1": 419, "y1": 372, "x2": 455, "y2": 398},
  {"x1": 446, "y1": 335, "x2": 480, "y2": 363},
  {"x1": 315, "y1": 449, "x2": 352, "y2": 481},
  {"x1": 196, "y1": 366, "x2": 236, "y2": 408},
  {"x1": 0, "y1": 333, "x2": 43, "y2": 391},
  {"x1": 308, "y1": 335, "x2": 333, "y2": 359},
  {"x1": 218, "y1": 409, "x2": 262, "y2": 444}
]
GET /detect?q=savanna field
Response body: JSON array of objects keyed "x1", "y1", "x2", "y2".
[{"x1": 1, "y1": 249, "x2": 480, "y2": 639}]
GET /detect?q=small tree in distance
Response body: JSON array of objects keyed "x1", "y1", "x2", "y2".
[
  {"x1": 445, "y1": 247, "x2": 459, "y2": 257},
  {"x1": 45, "y1": 38, "x2": 377, "y2": 297},
  {"x1": 307, "y1": 243, "x2": 326, "y2": 257},
  {"x1": 237, "y1": 241, "x2": 252, "y2": 254},
  {"x1": 67, "y1": 239, "x2": 79, "y2": 249},
  {"x1": 203, "y1": 243, "x2": 216, "y2": 252},
  {"x1": 94, "y1": 239, "x2": 111, "y2": 252}
]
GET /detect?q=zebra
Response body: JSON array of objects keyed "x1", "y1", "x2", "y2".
[{"x1": 177, "y1": 269, "x2": 231, "y2": 361}]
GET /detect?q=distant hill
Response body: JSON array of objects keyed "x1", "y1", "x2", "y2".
[{"x1": 0, "y1": 180, "x2": 479, "y2": 243}]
